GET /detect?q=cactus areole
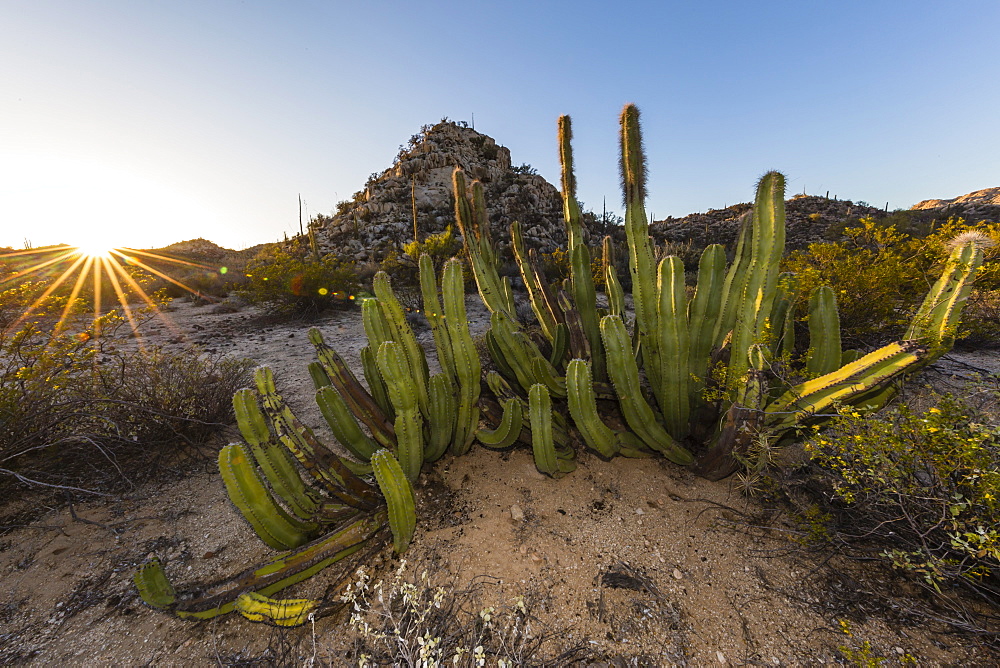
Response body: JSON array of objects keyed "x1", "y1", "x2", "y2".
[{"x1": 135, "y1": 105, "x2": 986, "y2": 626}]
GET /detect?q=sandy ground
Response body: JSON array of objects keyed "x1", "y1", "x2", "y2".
[{"x1": 0, "y1": 296, "x2": 997, "y2": 666}]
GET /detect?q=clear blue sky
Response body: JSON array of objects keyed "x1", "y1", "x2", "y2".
[{"x1": 2, "y1": 0, "x2": 997, "y2": 250}]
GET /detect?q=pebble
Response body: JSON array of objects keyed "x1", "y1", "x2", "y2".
[
  {"x1": 716, "y1": 650, "x2": 727, "y2": 664},
  {"x1": 672, "y1": 568, "x2": 683, "y2": 580},
  {"x1": 509, "y1": 504, "x2": 524, "y2": 522}
]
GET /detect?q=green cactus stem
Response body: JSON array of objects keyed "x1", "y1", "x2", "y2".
[
  {"x1": 805, "y1": 285, "x2": 842, "y2": 377},
  {"x1": 442, "y1": 258, "x2": 482, "y2": 455},
  {"x1": 371, "y1": 449, "x2": 416, "y2": 554},
  {"x1": 565, "y1": 358, "x2": 620, "y2": 458},
  {"x1": 528, "y1": 383, "x2": 576, "y2": 477},
  {"x1": 476, "y1": 397, "x2": 524, "y2": 449},
  {"x1": 600, "y1": 315, "x2": 694, "y2": 465},
  {"x1": 619, "y1": 104, "x2": 663, "y2": 403},
  {"x1": 219, "y1": 442, "x2": 319, "y2": 550},
  {"x1": 315, "y1": 385, "x2": 380, "y2": 463},
  {"x1": 375, "y1": 341, "x2": 424, "y2": 483},
  {"x1": 655, "y1": 255, "x2": 690, "y2": 439}
]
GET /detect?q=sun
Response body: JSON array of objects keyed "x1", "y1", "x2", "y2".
[{"x1": 74, "y1": 243, "x2": 114, "y2": 259}]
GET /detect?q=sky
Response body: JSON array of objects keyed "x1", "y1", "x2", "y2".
[{"x1": 1, "y1": 0, "x2": 998, "y2": 251}]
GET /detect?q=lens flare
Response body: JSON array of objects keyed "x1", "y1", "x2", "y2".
[{"x1": 1, "y1": 242, "x2": 223, "y2": 344}]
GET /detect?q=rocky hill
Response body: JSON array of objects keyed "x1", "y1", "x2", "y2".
[
  {"x1": 912, "y1": 186, "x2": 1000, "y2": 210},
  {"x1": 312, "y1": 121, "x2": 567, "y2": 264},
  {"x1": 650, "y1": 196, "x2": 889, "y2": 251},
  {"x1": 299, "y1": 119, "x2": 997, "y2": 265}
]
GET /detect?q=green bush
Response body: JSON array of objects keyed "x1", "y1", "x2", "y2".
[
  {"x1": 783, "y1": 216, "x2": 1000, "y2": 347},
  {"x1": 805, "y1": 391, "x2": 1000, "y2": 601},
  {"x1": 238, "y1": 245, "x2": 361, "y2": 314},
  {"x1": 0, "y1": 302, "x2": 254, "y2": 496},
  {"x1": 403, "y1": 225, "x2": 461, "y2": 273}
]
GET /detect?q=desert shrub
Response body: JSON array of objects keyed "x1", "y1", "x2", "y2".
[
  {"x1": 340, "y1": 561, "x2": 582, "y2": 666},
  {"x1": 239, "y1": 245, "x2": 361, "y2": 314},
  {"x1": 784, "y1": 216, "x2": 1000, "y2": 347},
  {"x1": 805, "y1": 390, "x2": 1000, "y2": 605},
  {"x1": 403, "y1": 225, "x2": 461, "y2": 274},
  {"x1": 0, "y1": 298, "x2": 253, "y2": 496}
]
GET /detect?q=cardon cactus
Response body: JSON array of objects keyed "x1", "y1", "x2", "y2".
[
  {"x1": 136, "y1": 104, "x2": 987, "y2": 628},
  {"x1": 461, "y1": 103, "x2": 987, "y2": 480}
]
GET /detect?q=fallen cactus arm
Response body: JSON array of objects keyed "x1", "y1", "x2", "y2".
[{"x1": 134, "y1": 510, "x2": 387, "y2": 622}]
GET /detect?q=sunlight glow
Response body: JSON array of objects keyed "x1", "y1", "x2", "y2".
[{"x1": 1, "y1": 242, "x2": 220, "y2": 344}]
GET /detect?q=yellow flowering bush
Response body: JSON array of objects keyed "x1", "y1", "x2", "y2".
[
  {"x1": 806, "y1": 392, "x2": 1000, "y2": 598},
  {"x1": 784, "y1": 216, "x2": 1000, "y2": 346}
]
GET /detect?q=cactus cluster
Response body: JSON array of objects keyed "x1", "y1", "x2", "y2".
[
  {"x1": 135, "y1": 256, "x2": 492, "y2": 625},
  {"x1": 457, "y1": 105, "x2": 987, "y2": 480},
  {"x1": 136, "y1": 105, "x2": 987, "y2": 627}
]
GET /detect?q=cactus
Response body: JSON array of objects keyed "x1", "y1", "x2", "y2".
[
  {"x1": 371, "y1": 448, "x2": 417, "y2": 554},
  {"x1": 528, "y1": 383, "x2": 576, "y2": 478},
  {"x1": 138, "y1": 104, "x2": 987, "y2": 630}
]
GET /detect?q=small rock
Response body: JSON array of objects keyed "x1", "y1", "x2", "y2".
[
  {"x1": 894, "y1": 647, "x2": 905, "y2": 655},
  {"x1": 716, "y1": 650, "x2": 727, "y2": 664},
  {"x1": 672, "y1": 568, "x2": 683, "y2": 580},
  {"x1": 635, "y1": 507, "x2": 645, "y2": 515},
  {"x1": 509, "y1": 504, "x2": 525, "y2": 522},
  {"x1": 530, "y1": 553, "x2": 544, "y2": 564}
]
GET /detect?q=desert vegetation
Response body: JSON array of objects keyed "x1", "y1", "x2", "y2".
[
  {"x1": 3, "y1": 106, "x2": 999, "y2": 663},
  {"x1": 120, "y1": 105, "x2": 1000, "y2": 664},
  {"x1": 0, "y1": 285, "x2": 253, "y2": 500}
]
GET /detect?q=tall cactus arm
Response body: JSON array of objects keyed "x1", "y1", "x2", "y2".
[
  {"x1": 443, "y1": 258, "x2": 482, "y2": 455},
  {"x1": 134, "y1": 510, "x2": 386, "y2": 622},
  {"x1": 419, "y1": 254, "x2": 456, "y2": 383},
  {"x1": 728, "y1": 171, "x2": 786, "y2": 388},
  {"x1": 619, "y1": 104, "x2": 662, "y2": 395},
  {"x1": 219, "y1": 443, "x2": 319, "y2": 551},
  {"x1": 373, "y1": 272, "x2": 430, "y2": 417},
  {"x1": 308, "y1": 329, "x2": 395, "y2": 446},
  {"x1": 571, "y1": 243, "x2": 607, "y2": 382},
  {"x1": 687, "y1": 245, "x2": 726, "y2": 405},
  {"x1": 605, "y1": 263, "x2": 626, "y2": 320},
  {"x1": 315, "y1": 385, "x2": 380, "y2": 463},
  {"x1": 770, "y1": 272, "x2": 799, "y2": 358},
  {"x1": 905, "y1": 234, "x2": 987, "y2": 355},
  {"x1": 360, "y1": 346, "x2": 395, "y2": 421},
  {"x1": 566, "y1": 359, "x2": 620, "y2": 458},
  {"x1": 656, "y1": 256, "x2": 691, "y2": 440},
  {"x1": 712, "y1": 211, "x2": 754, "y2": 351},
  {"x1": 362, "y1": 297, "x2": 394, "y2": 354},
  {"x1": 371, "y1": 449, "x2": 417, "y2": 554},
  {"x1": 375, "y1": 341, "x2": 424, "y2": 483},
  {"x1": 453, "y1": 169, "x2": 512, "y2": 318},
  {"x1": 805, "y1": 285, "x2": 842, "y2": 377},
  {"x1": 511, "y1": 220, "x2": 561, "y2": 341},
  {"x1": 558, "y1": 115, "x2": 584, "y2": 250},
  {"x1": 600, "y1": 315, "x2": 695, "y2": 465}
]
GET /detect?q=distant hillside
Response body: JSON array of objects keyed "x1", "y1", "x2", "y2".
[{"x1": 912, "y1": 186, "x2": 1000, "y2": 210}]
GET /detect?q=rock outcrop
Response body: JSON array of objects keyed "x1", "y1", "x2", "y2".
[
  {"x1": 912, "y1": 187, "x2": 1000, "y2": 210},
  {"x1": 313, "y1": 121, "x2": 566, "y2": 264}
]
